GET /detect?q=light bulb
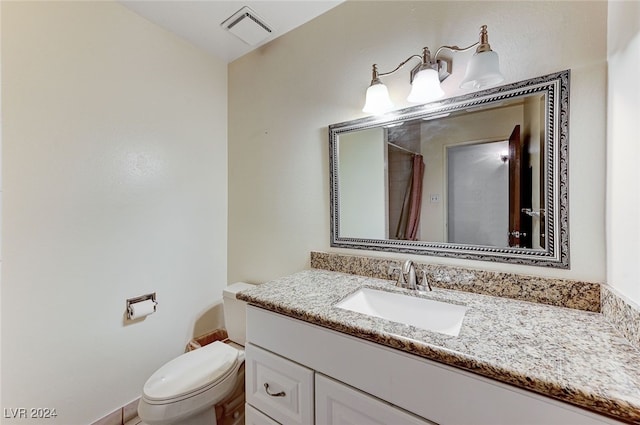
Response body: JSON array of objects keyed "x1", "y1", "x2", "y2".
[
  {"x1": 363, "y1": 82, "x2": 394, "y2": 115},
  {"x1": 407, "y1": 68, "x2": 444, "y2": 103}
]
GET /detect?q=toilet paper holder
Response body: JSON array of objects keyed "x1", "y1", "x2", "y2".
[{"x1": 126, "y1": 292, "x2": 157, "y2": 320}]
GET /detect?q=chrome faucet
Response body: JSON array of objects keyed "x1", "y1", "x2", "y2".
[
  {"x1": 389, "y1": 260, "x2": 433, "y2": 291},
  {"x1": 401, "y1": 260, "x2": 418, "y2": 290}
]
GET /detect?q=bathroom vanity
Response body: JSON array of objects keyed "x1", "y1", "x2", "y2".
[{"x1": 238, "y1": 270, "x2": 640, "y2": 425}]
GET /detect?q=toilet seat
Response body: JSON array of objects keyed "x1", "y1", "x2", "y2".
[{"x1": 143, "y1": 341, "x2": 240, "y2": 404}]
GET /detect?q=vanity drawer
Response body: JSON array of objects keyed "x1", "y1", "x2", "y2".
[
  {"x1": 245, "y1": 403, "x2": 281, "y2": 425},
  {"x1": 245, "y1": 342, "x2": 314, "y2": 425}
]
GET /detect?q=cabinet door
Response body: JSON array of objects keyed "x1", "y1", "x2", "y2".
[
  {"x1": 246, "y1": 404, "x2": 281, "y2": 425},
  {"x1": 316, "y1": 374, "x2": 436, "y2": 425},
  {"x1": 246, "y1": 343, "x2": 314, "y2": 425}
]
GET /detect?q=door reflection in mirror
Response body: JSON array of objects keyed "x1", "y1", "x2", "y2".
[{"x1": 446, "y1": 139, "x2": 509, "y2": 247}]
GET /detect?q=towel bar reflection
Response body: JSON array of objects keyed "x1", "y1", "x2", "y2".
[{"x1": 522, "y1": 208, "x2": 545, "y2": 218}]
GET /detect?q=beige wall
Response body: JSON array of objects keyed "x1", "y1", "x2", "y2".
[
  {"x1": 1, "y1": 2, "x2": 228, "y2": 423},
  {"x1": 228, "y1": 1, "x2": 607, "y2": 284},
  {"x1": 607, "y1": 1, "x2": 640, "y2": 305}
]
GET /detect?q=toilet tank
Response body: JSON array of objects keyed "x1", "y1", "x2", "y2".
[{"x1": 223, "y1": 282, "x2": 255, "y2": 345}]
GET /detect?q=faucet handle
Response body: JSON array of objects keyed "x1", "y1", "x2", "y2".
[
  {"x1": 397, "y1": 269, "x2": 407, "y2": 288},
  {"x1": 388, "y1": 265, "x2": 406, "y2": 288},
  {"x1": 417, "y1": 269, "x2": 433, "y2": 292}
]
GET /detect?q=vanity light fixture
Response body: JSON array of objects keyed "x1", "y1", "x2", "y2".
[{"x1": 362, "y1": 25, "x2": 504, "y2": 115}]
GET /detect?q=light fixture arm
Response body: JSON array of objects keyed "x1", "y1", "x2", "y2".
[
  {"x1": 370, "y1": 53, "x2": 423, "y2": 83},
  {"x1": 433, "y1": 25, "x2": 493, "y2": 60}
]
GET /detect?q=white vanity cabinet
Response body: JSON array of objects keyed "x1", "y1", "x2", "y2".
[
  {"x1": 245, "y1": 342, "x2": 430, "y2": 425},
  {"x1": 315, "y1": 374, "x2": 435, "y2": 425},
  {"x1": 245, "y1": 305, "x2": 622, "y2": 425}
]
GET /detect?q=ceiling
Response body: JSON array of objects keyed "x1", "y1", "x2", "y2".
[{"x1": 119, "y1": 1, "x2": 344, "y2": 63}]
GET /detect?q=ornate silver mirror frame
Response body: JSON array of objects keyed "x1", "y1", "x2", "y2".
[{"x1": 329, "y1": 70, "x2": 570, "y2": 268}]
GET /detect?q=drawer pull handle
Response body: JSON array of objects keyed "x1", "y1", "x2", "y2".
[{"x1": 264, "y1": 383, "x2": 286, "y2": 397}]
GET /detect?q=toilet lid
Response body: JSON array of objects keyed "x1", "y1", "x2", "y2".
[{"x1": 143, "y1": 341, "x2": 239, "y2": 401}]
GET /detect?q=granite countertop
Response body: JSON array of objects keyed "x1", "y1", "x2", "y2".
[{"x1": 237, "y1": 269, "x2": 640, "y2": 424}]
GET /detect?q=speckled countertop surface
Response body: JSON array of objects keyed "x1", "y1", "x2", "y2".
[{"x1": 237, "y1": 269, "x2": 640, "y2": 424}]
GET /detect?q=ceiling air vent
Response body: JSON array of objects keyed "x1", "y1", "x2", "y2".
[{"x1": 221, "y1": 6, "x2": 273, "y2": 46}]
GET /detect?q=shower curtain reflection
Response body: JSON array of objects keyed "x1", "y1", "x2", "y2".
[{"x1": 394, "y1": 154, "x2": 425, "y2": 240}]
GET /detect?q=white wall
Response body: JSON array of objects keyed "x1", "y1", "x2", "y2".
[
  {"x1": 1, "y1": 2, "x2": 228, "y2": 424},
  {"x1": 228, "y1": 1, "x2": 607, "y2": 284},
  {"x1": 338, "y1": 128, "x2": 386, "y2": 239},
  {"x1": 607, "y1": 1, "x2": 640, "y2": 305}
]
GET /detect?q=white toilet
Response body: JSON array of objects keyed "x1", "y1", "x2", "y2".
[{"x1": 138, "y1": 282, "x2": 254, "y2": 425}]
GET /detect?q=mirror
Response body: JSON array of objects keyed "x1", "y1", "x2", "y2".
[{"x1": 329, "y1": 70, "x2": 569, "y2": 268}]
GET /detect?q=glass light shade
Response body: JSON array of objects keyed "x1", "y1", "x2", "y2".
[
  {"x1": 407, "y1": 68, "x2": 444, "y2": 103},
  {"x1": 460, "y1": 50, "x2": 504, "y2": 90},
  {"x1": 362, "y1": 82, "x2": 394, "y2": 115}
]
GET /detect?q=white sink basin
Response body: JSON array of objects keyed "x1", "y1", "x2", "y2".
[{"x1": 335, "y1": 287, "x2": 468, "y2": 337}]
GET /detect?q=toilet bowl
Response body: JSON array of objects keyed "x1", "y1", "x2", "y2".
[{"x1": 138, "y1": 282, "x2": 254, "y2": 425}]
